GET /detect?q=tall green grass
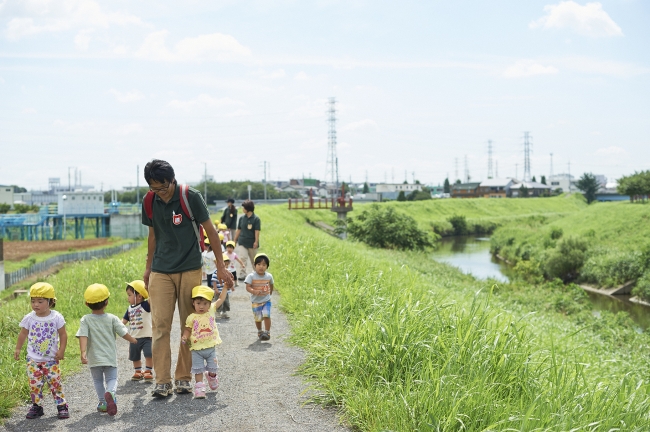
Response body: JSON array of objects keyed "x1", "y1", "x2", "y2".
[
  {"x1": 0, "y1": 244, "x2": 146, "y2": 417},
  {"x1": 258, "y1": 206, "x2": 650, "y2": 430}
]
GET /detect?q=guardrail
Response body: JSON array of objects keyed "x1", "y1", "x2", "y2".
[{"x1": 4, "y1": 242, "x2": 141, "y2": 289}]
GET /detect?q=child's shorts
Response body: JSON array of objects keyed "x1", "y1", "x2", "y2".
[
  {"x1": 190, "y1": 347, "x2": 218, "y2": 375},
  {"x1": 129, "y1": 337, "x2": 152, "y2": 362},
  {"x1": 251, "y1": 301, "x2": 271, "y2": 322}
]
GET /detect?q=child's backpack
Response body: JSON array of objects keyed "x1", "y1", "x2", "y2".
[{"x1": 143, "y1": 184, "x2": 206, "y2": 252}]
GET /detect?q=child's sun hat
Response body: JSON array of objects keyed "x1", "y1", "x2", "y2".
[
  {"x1": 84, "y1": 284, "x2": 110, "y2": 303},
  {"x1": 217, "y1": 223, "x2": 227, "y2": 230},
  {"x1": 222, "y1": 253, "x2": 230, "y2": 262},
  {"x1": 29, "y1": 282, "x2": 56, "y2": 300},
  {"x1": 218, "y1": 233, "x2": 224, "y2": 241},
  {"x1": 225, "y1": 240, "x2": 236, "y2": 248},
  {"x1": 126, "y1": 280, "x2": 148, "y2": 300},
  {"x1": 192, "y1": 286, "x2": 214, "y2": 301},
  {"x1": 254, "y1": 253, "x2": 270, "y2": 267}
]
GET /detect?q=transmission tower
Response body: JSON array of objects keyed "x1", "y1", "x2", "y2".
[
  {"x1": 487, "y1": 140, "x2": 493, "y2": 179},
  {"x1": 549, "y1": 153, "x2": 554, "y2": 178},
  {"x1": 325, "y1": 97, "x2": 338, "y2": 191},
  {"x1": 523, "y1": 132, "x2": 532, "y2": 182}
]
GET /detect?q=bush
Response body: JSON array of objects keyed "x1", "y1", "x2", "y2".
[
  {"x1": 447, "y1": 215, "x2": 468, "y2": 236},
  {"x1": 347, "y1": 204, "x2": 436, "y2": 250},
  {"x1": 632, "y1": 271, "x2": 650, "y2": 301},
  {"x1": 581, "y1": 249, "x2": 646, "y2": 287},
  {"x1": 513, "y1": 259, "x2": 544, "y2": 284},
  {"x1": 0, "y1": 203, "x2": 9, "y2": 214},
  {"x1": 542, "y1": 237, "x2": 588, "y2": 282},
  {"x1": 549, "y1": 227, "x2": 563, "y2": 240}
]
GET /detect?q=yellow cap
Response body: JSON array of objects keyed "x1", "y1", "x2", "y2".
[
  {"x1": 217, "y1": 223, "x2": 227, "y2": 230},
  {"x1": 254, "y1": 253, "x2": 270, "y2": 267},
  {"x1": 84, "y1": 283, "x2": 110, "y2": 304},
  {"x1": 30, "y1": 282, "x2": 56, "y2": 300},
  {"x1": 223, "y1": 253, "x2": 230, "y2": 261},
  {"x1": 218, "y1": 233, "x2": 224, "y2": 241},
  {"x1": 126, "y1": 280, "x2": 148, "y2": 300},
  {"x1": 226, "y1": 240, "x2": 235, "y2": 248},
  {"x1": 204, "y1": 237, "x2": 211, "y2": 245},
  {"x1": 191, "y1": 285, "x2": 214, "y2": 301}
]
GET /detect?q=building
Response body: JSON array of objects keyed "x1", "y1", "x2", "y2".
[
  {"x1": 510, "y1": 181, "x2": 551, "y2": 197},
  {"x1": 478, "y1": 178, "x2": 514, "y2": 198},
  {"x1": 57, "y1": 192, "x2": 105, "y2": 215},
  {"x1": 375, "y1": 183, "x2": 422, "y2": 200},
  {"x1": 0, "y1": 186, "x2": 14, "y2": 206},
  {"x1": 451, "y1": 182, "x2": 481, "y2": 198},
  {"x1": 548, "y1": 174, "x2": 574, "y2": 193}
]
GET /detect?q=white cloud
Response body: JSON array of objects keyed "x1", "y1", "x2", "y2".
[
  {"x1": 136, "y1": 31, "x2": 251, "y2": 62},
  {"x1": 115, "y1": 123, "x2": 143, "y2": 135},
  {"x1": 560, "y1": 56, "x2": 649, "y2": 77},
  {"x1": 109, "y1": 89, "x2": 144, "y2": 103},
  {"x1": 22, "y1": 107, "x2": 37, "y2": 114},
  {"x1": 503, "y1": 60, "x2": 559, "y2": 78},
  {"x1": 4, "y1": 0, "x2": 146, "y2": 40},
  {"x1": 342, "y1": 119, "x2": 377, "y2": 132},
  {"x1": 251, "y1": 69, "x2": 286, "y2": 79},
  {"x1": 530, "y1": 1, "x2": 623, "y2": 38},
  {"x1": 74, "y1": 29, "x2": 93, "y2": 51},
  {"x1": 294, "y1": 71, "x2": 309, "y2": 80},
  {"x1": 596, "y1": 146, "x2": 626, "y2": 155},
  {"x1": 166, "y1": 94, "x2": 245, "y2": 111}
]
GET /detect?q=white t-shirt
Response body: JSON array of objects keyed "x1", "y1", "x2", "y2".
[
  {"x1": 20, "y1": 310, "x2": 66, "y2": 362},
  {"x1": 203, "y1": 250, "x2": 217, "y2": 274},
  {"x1": 123, "y1": 301, "x2": 152, "y2": 338}
]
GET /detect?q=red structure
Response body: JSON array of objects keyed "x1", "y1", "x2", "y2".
[{"x1": 288, "y1": 187, "x2": 353, "y2": 211}]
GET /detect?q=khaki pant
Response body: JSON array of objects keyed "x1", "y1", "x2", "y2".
[
  {"x1": 148, "y1": 269, "x2": 201, "y2": 384},
  {"x1": 235, "y1": 245, "x2": 258, "y2": 278}
]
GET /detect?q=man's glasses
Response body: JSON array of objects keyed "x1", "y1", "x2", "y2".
[{"x1": 149, "y1": 182, "x2": 170, "y2": 193}]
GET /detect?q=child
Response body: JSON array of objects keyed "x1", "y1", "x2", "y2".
[
  {"x1": 181, "y1": 285, "x2": 229, "y2": 399},
  {"x1": 202, "y1": 239, "x2": 217, "y2": 287},
  {"x1": 76, "y1": 284, "x2": 137, "y2": 416},
  {"x1": 225, "y1": 240, "x2": 245, "y2": 286},
  {"x1": 244, "y1": 253, "x2": 274, "y2": 341},
  {"x1": 14, "y1": 282, "x2": 69, "y2": 420},
  {"x1": 121, "y1": 280, "x2": 153, "y2": 382},
  {"x1": 218, "y1": 223, "x2": 231, "y2": 242},
  {"x1": 212, "y1": 254, "x2": 235, "y2": 319}
]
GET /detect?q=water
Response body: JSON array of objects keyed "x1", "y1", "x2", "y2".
[{"x1": 432, "y1": 236, "x2": 650, "y2": 329}]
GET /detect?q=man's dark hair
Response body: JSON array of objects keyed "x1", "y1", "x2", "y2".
[
  {"x1": 242, "y1": 199, "x2": 255, "y2": 212},
  {"x1": 86, "y1": 299, "x2": 109, "y2": 310},
  {"x1": 227, "y1": 198, "x2": 235, "y2": 204},
  {"x1": 144, "y1": 159, "x2": 176, "y2": 185}
]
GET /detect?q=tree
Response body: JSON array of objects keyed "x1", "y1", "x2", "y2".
[
  {"x1": 532, "y1": 176, "x2": 537, "y2": 182},
  {"x1": 455, "y1": 179, "x2": 461, "y2": 185},
  {"x1": 541, "y1": 175, "x2": 547, "y2": 185},
  {"x1": 520, "y1": 185, "x2": 529, "y2": 198},
  {"x1": 0, "y1": 203, "x2": 10, "y2": 214},
  {"x1": 618, "y1": 170, "x2": 650, "y2": 202},
  {"x1": 443, "y1": 178, "x2": 450, "y2": 193},
  {"x1": 397, "y1": 191, "x2": 406, "y2": 201},
  {"x1": 576, "y1": 172, "x2": 599, "y2": 204},
  {"x1": 362, "y1": 182, "x2": 370, "y2": 193}
]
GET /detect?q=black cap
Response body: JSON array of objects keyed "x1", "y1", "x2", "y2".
[{"x1": 226, "y1": 198, "x2": 235, "y2": 203}]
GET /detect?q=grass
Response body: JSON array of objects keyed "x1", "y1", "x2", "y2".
[
  {"x1": 0, "y1": 244, "x2": 146, "y2": 417},
  {"x1": 256, "y1": 205, "x2": 650, "y2": 430}
]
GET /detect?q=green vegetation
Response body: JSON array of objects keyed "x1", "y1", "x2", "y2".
[
  {"x1": 575, "y1": 173, "x2": 600, "y2": 204},
  {"x1": 258, "y1": 206, "x2": 650, "y2": 430},
  {"x1": 0, "y1": 203, "x2": 9, "y2": 214},
  {"x1": 0, "y1": 244, "x2": 145, "y2": 417},
  {"x1": 618, "y1": 170, "x2": 650, "y2": 201}
]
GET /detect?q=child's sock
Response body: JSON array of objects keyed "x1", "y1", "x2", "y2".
[{"x1": 146, "y1": 366, "x2": 153, "y2": 371}]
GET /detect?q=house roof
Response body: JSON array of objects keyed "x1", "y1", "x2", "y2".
[
  {"x1": 479, "y1": 178, "x2": 514, "y2": 187},
  {"x1": 452, "y1": 182, "x2": 481, "y2": 190},
  {"x1": 511, "y1": 181, "x2": 551, "y2": 189}
]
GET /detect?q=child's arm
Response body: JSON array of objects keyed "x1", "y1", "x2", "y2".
[
  {"x1": 55, "y1": 325, "x2": 67, "y2": 361},
  {"x1": 122, "y1": 318, "x2": 128, "y2": 325},
  {"x1": 14, "y1": 328, "x2": 29, "y2": 360},
  {"x1": 236, "y1": 256, "x2": 245, "y2": 267},
  {"x1": 123, "y1": 333, "x2": 137, "y2": 344},
  {"x1": 246, "y1": 283, "x2": 265, "y2": 296},
  {"x1": 212, "y1": 284, "x2": 229, "y2": 308},
  {"x1": 78, "y1": 336, "x2": 88, "y2": 364},
  {"x1": 269, "y1": 282, "x2": 274, "y2": 295},
  {"x1": 181, "y1": 328, "x2": 190, "y2": 345}
]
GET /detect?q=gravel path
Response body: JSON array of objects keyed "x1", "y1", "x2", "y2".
[{"x1": 3, "y1": 286, "x2": 347, "y2": 431}]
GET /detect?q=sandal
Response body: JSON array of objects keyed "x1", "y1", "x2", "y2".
[
  {"x1": 260, "y1": 330, "x2": 271, "y2": 341},
  {"x1": 258, "y1": 330, "x2": 263, "y2": 339}
]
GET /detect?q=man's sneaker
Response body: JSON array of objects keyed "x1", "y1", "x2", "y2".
[
  {"x1": 142, "y1": 370, "x2": 154, "y2": 381},
  {"x1": 206, "y1": 372, "x2": 219, "y2": 390},
  {"x1": 97, "y1": 402, "x2": 107, "y2": 413},
  {"x1": 104, "y1": 392, "x2": 117, "y2": 416},
  {"x1": 26, "y1": 404, "x2": 44, "y2": 419},
  {"x1": 151, "y1": 383, "x2": 173, "y2": 398},
  {"x1": 56, "y1": 404, "x2": 70, "y2": 419},
  {"x1": 174, "y1": 380, "x2": 192, "y2": 394},
  {"x1": 131, "y1": 371, "x2": 144, "y2": 381},
  {"x1": 193, "y1": 382, "x2": 206, "y2": 399}
]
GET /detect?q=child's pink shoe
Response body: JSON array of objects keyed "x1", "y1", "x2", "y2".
[
  {"x1": 193, "y1": 382, "x2": 206, "y2": 399},
  {"x1": 206, "y1": 372, "x2": 219, "y2": 390}
]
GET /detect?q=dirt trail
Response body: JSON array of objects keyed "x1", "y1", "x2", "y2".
[
  {"x1": 3, "y1": 287, "x2": 347, "y2": 431},
  {"x1": 4, "y1": 239, "x2": 112, "y2": 261}
]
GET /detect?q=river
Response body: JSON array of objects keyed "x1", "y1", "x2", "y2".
[{"x1": 431, "y1": 236, "x2": 650, "y2": 330}]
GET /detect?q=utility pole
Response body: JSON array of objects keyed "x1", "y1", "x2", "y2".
[
  {"x1": 550, "y1": 153, "x2": 554, "y2": 179},
  {"x1": 523, "y1": 131, "x2": 532, "y2": 182},
  {"x1": 496, "y1": 160, "x2": 499, "y2": 178},
  {"x1": 464, "y1": 155, "x2": 469, "y2": 183},
  {"x1": 487, "y1": 140, "x2": 493, "y2": 179},
  {"x1": 325, "y1": 97, "x2": 338, "y2": 195},
  {"x1": 263, "y1": 161, "x2": 268, "y2": 201},
  {"x1": 455, "y1": 158, "x2": 459, "y2": 182},
  {"x1": 515, "y1": 163, "x2": 518, "y2": 180},
  {"x1": 136, "y1": 165, "x2": 140, "y2": 205},
  {"x1": 391, "y1": 168, "x2": 394, "y2": 183},
  {"x1": 412, "y1": 171, "x2": 415, "y2": 183}
]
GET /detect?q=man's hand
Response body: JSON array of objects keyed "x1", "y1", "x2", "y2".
[
  {"x1": 143, "y1": 268, "x2": 152, "y2": 288},
  {"x1": 253, "y1": 241, "x2": 259, "y2": 249}
]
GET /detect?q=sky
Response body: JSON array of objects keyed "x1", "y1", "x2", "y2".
[{"x1": 0, "y1": 0, "x2": 648, "y2": 191}]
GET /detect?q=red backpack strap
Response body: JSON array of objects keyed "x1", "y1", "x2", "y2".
[
  {"x1": 143, "y1": 191, "x2": 155, "y2": 219},
  {"x1": 179, "y1": 184, "x2": 206, "y2": 252}
]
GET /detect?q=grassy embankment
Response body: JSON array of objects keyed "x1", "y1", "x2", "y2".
[
  {"x1": 490, "y1": 200, "x2": 650, "y2": 298},
  {"x1": 257, "y1": 204, "x2": 650, "y2": 430},
  {"x1": 0, "y1": 244, "x2": 146, "y2": 417}
]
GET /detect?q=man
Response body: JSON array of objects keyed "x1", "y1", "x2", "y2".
[
  {"x1": 141, "y1": 159, "x2": 232, "y2": 398},
  {"x1": 234, "y1": 199, "x2": 261, "y2": 279},
  {"x1": 220, "y1": 198, "x2": 238, "y2": 242}
]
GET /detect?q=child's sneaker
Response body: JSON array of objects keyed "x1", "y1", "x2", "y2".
[
  {"x1": 131, "y1": 370, "x2": 144, "y2": 381},
  {"x1": 193, "y1": 382, "x2": 206, "y2": 399},
  {"x1": 97, "y1": 401, "x2": 107, "y2": 413},
  {"x1": 26, "y1": 404, "x2": 44, "y2": 419},
  {"x1": 104, "y1": 391, "x2": 117, "y2": 416},
  {"x1": 142, "y1": 370, "x2": 154, "y2": 381},
  {"x1": 206, "y1": 372, "x2": 219, "y2": 390},
  {"x1": 260, "y1": 330, "x2": 270, "y2": 341},
  {"x1": 56, "y1": 404, "x2": 70, "y2": 419}
]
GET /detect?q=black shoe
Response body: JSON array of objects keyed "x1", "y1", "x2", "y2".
[
  {"x1": 57, "y1": 403, "x2": 70, "y2": 419},
  {"x1": 26, "y1": 404, "x2": 44, "y2": 419},
  {"x1": 174, "y1": 380, "x2": 193, "y2": 394},
  {"x1": 151, "y1": 383, "x2": 173, "y2": 398}
]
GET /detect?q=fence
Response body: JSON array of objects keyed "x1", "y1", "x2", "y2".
[{"x1": 3, "y1": 242, "x2": 142, "y2": 289}]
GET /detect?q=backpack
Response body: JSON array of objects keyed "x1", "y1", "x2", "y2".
[{"x1": 143, "y1": 184, "x2": 206, "y2": 252}]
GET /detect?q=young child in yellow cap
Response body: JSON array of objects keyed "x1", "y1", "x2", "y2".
[
  {"x1": 121, "y1": 280, "x2": 153, "y2": 382},
  {"x1": 76, "y1": 284, "x2": 137, "y2": 416},
  {"x1": 181, "y1": 285, "x2": 228, "y2": 399},
  {"x1": 244, "y1": 253, "x2": 275, "y2": 341},
  {"x1": 212, "y1": 254, "x2": 235, "y2": 319},
  {"x1": 217, "y1": 222, "x2": 231, "y2": 243},
  {"x1": 14, "y1": 282, "x2": 69, "y2": 420}
]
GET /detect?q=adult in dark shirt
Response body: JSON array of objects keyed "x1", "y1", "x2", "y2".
[
  {"x1": 141, "y1": 159, "x2": 232, "y2": 399},
  {"x1": 220, "y1": 198, "x2": 238, "y2": 242},
  {"x1": 234, "y1": 199, "x2": 261, "y2": 279}
]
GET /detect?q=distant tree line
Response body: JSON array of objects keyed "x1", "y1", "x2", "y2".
[{"x1": 618, "y1": 170, "x2": 650, "y2": 202}]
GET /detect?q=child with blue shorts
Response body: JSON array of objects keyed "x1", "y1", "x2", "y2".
[{"x1": 244, "y1": 253, "x2": 274, "y2": 341}]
